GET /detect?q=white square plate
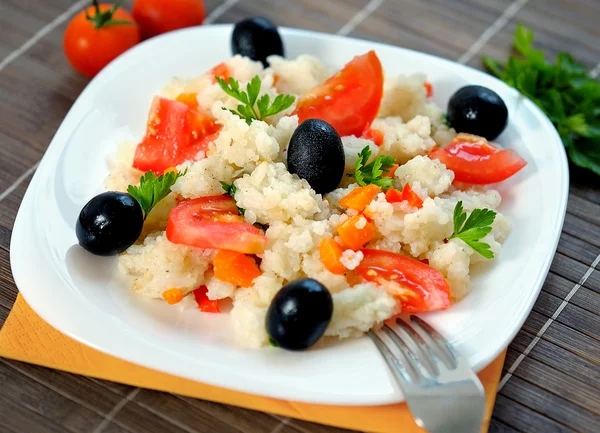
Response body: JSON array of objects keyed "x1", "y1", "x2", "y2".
[{"x1": 10, "y1": 25, "x2": 568, "y2": 405}]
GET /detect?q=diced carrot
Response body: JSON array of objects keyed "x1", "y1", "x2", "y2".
[
  {"x1": 213, "y1": 250, "x2": 261, "y2": 288},
  {"x1": 210, "y1": 62, "x2": 231, "y2": 83},
  {"x1": 175, "y1": 92, "x2": 199, "y2": 110},
  {"x1": 338, "y1": 214, "x2": 375, "y2": 251},
  {"x1": 424, "y1": 81, "x2": 433, "y2": 98},
  {"x1": 319, "y1": 238, "x2": 346, "y2": 274},
  {"x1": 273, "y1": 74, "x2": 280, "y2": 88},
  {"x1": 382, "y1": 163, "x2": 398, "y2": 179},
  {"x1": 163, "y1": 166, "x2": 178, "y2": 175},
  {"x1": 400, "y1": 183, "x2": 423, "y2": 208},
  {"x1": 339, "y1": 184, "x2": 381, "y2": 212},
  {"x1": 162, "y1": 288, "x2": 184, "y2": 305},
  {"x1": 193, "y1": 285, "x2": 220, "y2": 313},
  {"x1": 385, "y1": 187, "x2": 403, "y2": 203},
  {"x1": 362, "y1": 127, "x2": 384, "y2": 146}
]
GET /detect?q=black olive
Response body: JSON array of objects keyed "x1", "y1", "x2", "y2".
[
  {"x1": 76, "y1": 192, "x2": 143, "y2": 256},
  {"x1": 287, "y1": 119, "x2": 345, "y2": 195},
  {"x1": 266, "y1": 278, "x2": 333, "y2": 350},
  {"x1": 231, "y1": 17, "x2": 284, "y2": 67},
  {"x1": 447, "y1": 85, "x2": 508, "y2": 140}
]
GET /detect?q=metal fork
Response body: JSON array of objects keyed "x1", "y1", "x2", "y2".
[{"x1": 368, "y1": 316, "x2": 485, "y2": 433}]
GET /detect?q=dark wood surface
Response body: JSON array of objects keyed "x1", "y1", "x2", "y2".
[{"x1": 1, "y1": 0, "x2": 599, "y2": 432}]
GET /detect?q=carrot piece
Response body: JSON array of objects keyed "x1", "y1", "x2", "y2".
[
  {"x1": 319, "y1": 238, "x2": 346, "y2": 274},
  {"x1": 162, "y1": 288, "x2": 184, "y2": 305},
  {"x1": 193, "y1": 285, "x2": 221, "y2": 313},
  {"x1": 385, "y1": 187, "x2": 403, "y2": 203},
  {"x1": 175, "y1": 92, "x2": 199, "y2": 110},
  {"x1": 382, "y1": 163, "x2": 398, "y2": 179},
  {"x1": 362, "y1": 127, "x2": 384, "y2": 146},
  {"x1": 424, "y1": 81, "x2": 433, "y2": 98},
  {"x1": 400, "y1": 183, "x2": 423, "y2": 208},
  {"x1": 339, "y1": 184, "x2": 381, "y2": 211},
  {"x1": 213, "y1": 250, "x2": 261, "y2": 288},
  {"x1": 210, "y1": 62, "x2": 231, "y2": 83},
  {"x1": 338, "y1": 214, "x2": 375, "y2": 251}
]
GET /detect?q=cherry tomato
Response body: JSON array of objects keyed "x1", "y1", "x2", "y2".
[
  {"x1": 63, "y1": 1, "x2": 140, "y2": 78},
  {"x1": 293, "y1": 51, "x2": 384, "y2": 137},
  {"x1": 132, "y1": 0, "x2": 206, "y2": 40},
  {"x1": 133, "y1": 96, "x2": 220, "y2": 173},
  {"x1": 356, "y1": 249, "x2": 450, "y2": 313},
  {"x1": 166, "y1": 197, "x2": 268, "y2": 254},
  {"x1": 429, "y1": 133, "x2": 527, "y2": 184}
]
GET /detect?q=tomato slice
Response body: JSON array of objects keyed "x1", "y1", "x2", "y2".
[
  {"x1": 166, "y1": 197, "x2": 267, "y2": 254},
  {"x1": 429, "y1": 134, "x2": 526, "y2": 184},
  {"x1": 356, "y1": 249, "x2": 450, "y2": 313},
  {"x1": 293, "y1": 51, "x2": 384, "y2": 137},
  {"x1": 193, "y1": 286, "x2": 220, "y2": 313},
  {"x1": 133, "y1": 96, "x2": 221, "y2": 174}
]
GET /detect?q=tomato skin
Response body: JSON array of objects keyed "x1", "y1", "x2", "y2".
[
  {"x1": 356, "y1": 249, "x2": 450, "y2": 313},
  {"x1": 133, "y1": 96, "x2": 220, "y2": 173},
  {"x1": 166, "y1": 197, "x2": 267, "y2": 254},
  {"x1": 63, "y1": 5, "x2": 140, "y2": 78},
  {"x1": 132, "y1": 0, "x2": 206, "y2": 40},
  {"x1": 193, "y1": 286, "x2": 220, "y2": 313},
  {"x1": 430, "y1": 134, "x2": 527, "y2": 184},
  {"x1": 293, "y1": 51, "x2": 384, "y2": 137}
]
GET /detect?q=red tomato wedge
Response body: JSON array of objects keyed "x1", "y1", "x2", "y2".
[
  {"x1": 356, "y1": 249, "x2": 450, "y2": 313},
  {"x1": 293, "y1": 51, "x2": 384, "y2": 137},
  {"x1": 166, "y1": 197, "x2": 267, "y2": 254},
  {"x1": 193, "y1": 286, "x2": 220, "y2": 313},
  {"x1": 133, "y1": 96, "x2": 221, "y2": 174},
  {"x1": 429, "y1": 133, "x2": 527, "y2": 184}
]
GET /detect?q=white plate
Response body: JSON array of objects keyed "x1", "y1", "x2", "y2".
[{"x1": 10, "y1": 25, "x2": 568, "y2": 405}]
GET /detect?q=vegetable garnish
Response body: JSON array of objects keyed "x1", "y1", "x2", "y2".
[
  {"x1": 483, "y1": 24, "x2": 600, "y2": 176},
  {"x1": 85, "y1": 0, "x2": 134, "y2": 28},
  {"x1": 128, "y1": 169, "x2": 186, "y2": 219},
  {"x1": 449, "y1": 201, "x2": 497, "y2": 259},
  {"x1": 220, "y1": 181, "x2": 245, "y2": 216},
  {"x1": 215, "y1": 75, "x2": 296, "y2": 125},
  {"x1": 349, "y1": 146, "x2": 396, "y2": 189}
]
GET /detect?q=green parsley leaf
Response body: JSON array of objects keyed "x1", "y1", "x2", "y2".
[
  {"x1": 483, "y1": 24, "x2": 600, "y2": 176},
  {"x1": 220, "y1": 181, "x2": 245, "y2": 216},
  {"x1": 216, "y1": 75, "x2": 295, "y2": 125},
  {"x1": 348, "y1": 146, "x2": 396, "y2": 189},
  {"x1": 448, "y1": 201, "x2": 496, "y2": 259},
  {"x1": 220, "y1": 181, "x2": 237, "y2": 196},
  {"x1": 128, "y1": 169, "x2": 186, "y2": 219}
]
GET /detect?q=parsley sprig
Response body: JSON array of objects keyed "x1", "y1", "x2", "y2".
[
  {"x1": 483, "y1": 24, "x2": 600, "y2": 176},
  {"x1": 348, "y1": 146, "x2": 396, "y2": 189},
  {"x1": 215, "y1": 75, "x2": 295, "y2": 125},
  {"x1": 220, "y1": 181, "x2": 245, "y2": 216},
  {"x1": 128, "y1": 170, "x2": 185, "y2": 219},
  {"x1": 448, "y1": 201, "x2": 497, "y2": 259}
]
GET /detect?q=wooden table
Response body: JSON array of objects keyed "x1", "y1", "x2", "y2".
[{"x1": 1, "y1": 0, "x2": 599, "y2": 432}]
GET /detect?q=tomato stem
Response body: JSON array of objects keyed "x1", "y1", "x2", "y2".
[{"x1": 85, "y1": 0, "x2": 133, "y2": 29}]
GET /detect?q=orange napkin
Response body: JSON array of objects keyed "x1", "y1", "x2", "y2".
[{"x1": 0, "y1": 294, "x2": 504, "y2": 433}]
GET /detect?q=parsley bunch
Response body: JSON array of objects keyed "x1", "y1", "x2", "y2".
[
  {"x1": 483, "y1": 24, "x2": 600, "y2": 175},
  {"x1": 349, "y1": 146, "x2": 396, "y2": 189},
  {"x1": 215, "y1": 75, "x2": 295, "y2": 125},
  {"x1": 128, "y1": 170, "x2": 185, "y2": 219},
  {"x1": 449, "y1": 201, "x2": 497, "y2": 259}
]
